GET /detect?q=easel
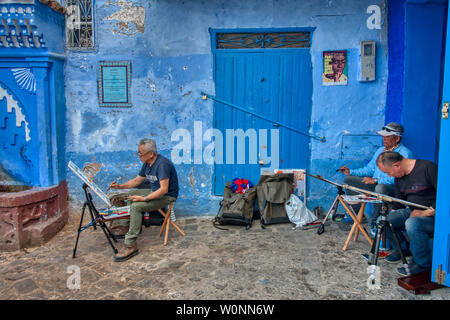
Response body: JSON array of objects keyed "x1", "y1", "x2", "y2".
[{"x1": 72, "y1": 183, "x2": 119, "y2": 258}]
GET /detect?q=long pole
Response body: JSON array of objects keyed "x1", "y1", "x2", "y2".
[
  {"x1": 304, "y1": 172, "x2": 431, "y2": 210},
  {"x1": 201, "y1": 92, "x2": 326, "y2": 142}
]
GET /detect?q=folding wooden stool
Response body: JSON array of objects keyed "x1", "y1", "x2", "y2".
[
  {"x1": 342, "y1": 202, "x2": 369, "y2": 251},
  {"x1": 157, "y1": 201, "x2": 185, "y2": 245},
  {"x1": 340, "y1": 195, "x2": 375, "y2": 251}
]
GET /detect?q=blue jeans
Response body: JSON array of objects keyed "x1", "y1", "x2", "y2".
[{"x1": 385, "y1": 208, "x2": 435, "y2": 268}]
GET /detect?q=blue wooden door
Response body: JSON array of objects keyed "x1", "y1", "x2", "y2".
[
  {"x1": 213, "y1": 48, "x2": 312, "y2": 195},
  {"x1": 214, "y1": 51, "x2": 264, "y2": 194},
  {"x1": 263, "y1": 51, "x2": 312, "y2": 172},
  {"x1": 432, "y1": 5, "x2": 450, "y2": 287}
]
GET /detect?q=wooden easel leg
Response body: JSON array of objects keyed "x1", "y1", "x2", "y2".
[
  {"x1": 343, "y1": 203, "x2": 367, "y2": 250},
  {"x1": 339, "y1": 198, "x2": 373, "y2": 247},
  {"x1": 354, "y1": 203, "x2": 366, "y2": 241},
  {"x1": 343, "y1": 223, "x2": 358, "y2": 251}
]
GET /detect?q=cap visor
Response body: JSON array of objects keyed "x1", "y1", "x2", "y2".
[{"x1": 377, "y1": 130, "x2": 400, "y2": 136}]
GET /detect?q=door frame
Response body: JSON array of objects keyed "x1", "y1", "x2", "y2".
[
  {"x1": 209, "y1": 27, "x2": 315, "y2": 195},
  {"x1": 432, "y1": 4, "x2": 450, "y2": 287}
]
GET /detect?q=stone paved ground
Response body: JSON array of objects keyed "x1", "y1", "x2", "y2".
[{"x1": 1, "y1": 204, "x2": 449, "y2": 300}]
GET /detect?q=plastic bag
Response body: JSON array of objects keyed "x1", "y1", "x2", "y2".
[{"x1": 285, "y1": 194, "x2": 317, "y2": 228}]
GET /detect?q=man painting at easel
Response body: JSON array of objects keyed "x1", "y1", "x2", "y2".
[
  {"x1": 338, "y1": 122, "x2": 413, "y2": 236},
  {"x1": 108, "y1": 138, "x2": 179, "y2": 262}
]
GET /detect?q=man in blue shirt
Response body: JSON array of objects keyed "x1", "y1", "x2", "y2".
[
  {"x1": 108, "y1": 138, "x2": 179, "y2": 262},
  {"x1": 338, "y1": 122, "x2": 413, "y2": 231}
]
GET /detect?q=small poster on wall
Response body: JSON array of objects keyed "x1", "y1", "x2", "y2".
[
  {"x1": 322, "y1": 50, "x2": 348, "y2": 86},
  {"x1": 97, "y1": 61, "x2": 132, "y2": 107}
]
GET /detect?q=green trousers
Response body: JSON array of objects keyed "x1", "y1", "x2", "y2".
[{"x1": 111, "y1": 189, "x2": 176, "y2": 246}]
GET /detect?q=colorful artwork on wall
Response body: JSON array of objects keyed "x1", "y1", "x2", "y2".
[{"x1": 322, "y1": 50, "x2": 348, "y2": 86}]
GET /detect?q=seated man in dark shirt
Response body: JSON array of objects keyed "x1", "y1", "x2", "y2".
[
  {"x1": 108, "y1": 138, "x2": 179, "y2": 262},
  {"x1": 376, "y1": 151, "x2": 437, "y2": 275}
]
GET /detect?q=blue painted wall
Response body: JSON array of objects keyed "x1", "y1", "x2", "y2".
[
  {"x1": 65, "y1": 0, "x2": 388, "y2": 215},
  {"x1": 64, "y1": 0, "x2": 392, "y2": 215},
  {"x1": 385, "y1": 0, "x2": 405, "y2": 124},
  {"x1": 306, "y1": 1, "x2": 390, "y2": 211},
  {"x1": 401, "y1": 0, "x2": 447, "y2": 163},
  {"x1": 0, "y1": 0, "x2": 444, "y2": 215},
  {"x1": 384, "y1": 0, "x2": 447, "y2": 164}
]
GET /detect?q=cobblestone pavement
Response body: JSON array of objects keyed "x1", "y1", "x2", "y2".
[{"x1": 1, "y1": 204, "x2": 449, "y2": 300}]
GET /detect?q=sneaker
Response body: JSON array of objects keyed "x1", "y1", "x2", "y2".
[
  {"x1": 397, "y1": 262, "x2": 430, "y2": 276},
  {"x1": 361, "y1": 251, "x2": 389, "y2": 262},
  {"x1": 385, "y1": 249, "x2": 412, "y2": 264}
]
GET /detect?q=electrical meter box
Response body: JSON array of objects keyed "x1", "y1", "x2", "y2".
[{"x1": 359, "y1": 41, "x2": 376, "y2": 81}]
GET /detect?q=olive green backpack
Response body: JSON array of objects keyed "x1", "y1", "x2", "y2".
[
  {"x1": 213, "y1": 182, "x2": 258, "y2": 230},
  {"x1": 256, "y1": 173, "x2": 294, "y2": 228}
]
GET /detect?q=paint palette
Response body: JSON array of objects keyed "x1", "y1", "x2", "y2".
[{"x1": 99, "y1": 206, "x2": 131, "y2": 220}]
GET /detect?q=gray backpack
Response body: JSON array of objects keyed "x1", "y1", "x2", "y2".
[{"x1": 256, "y1": 173, "x2": 294, "y2": 228}]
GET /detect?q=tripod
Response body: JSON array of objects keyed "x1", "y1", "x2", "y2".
[
  {"x1": 367, "y1": 201, "x2": 410, "y2": 283},
  {"x1": 72, "y1": 183, "x2": 119, "y2": 258},
  {"x1": 317, "y1": 185, "x2": 346, "y2": 235}
]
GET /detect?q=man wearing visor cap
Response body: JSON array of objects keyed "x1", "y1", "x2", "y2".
[{"x1": 338, "y1": 122, "x2": 413, "y2": 235}]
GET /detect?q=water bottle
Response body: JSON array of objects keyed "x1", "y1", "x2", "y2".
[{"x1": 143, "y1": 212, "x2": 151, "y2": 227}]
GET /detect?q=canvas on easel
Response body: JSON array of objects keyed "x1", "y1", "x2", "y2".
[
  {"x1": 68, "y1": 161, "x2": 111, "y2": 206},
  {"x1": 68, "y1": 160, "x2": 130, "y2": 219}
]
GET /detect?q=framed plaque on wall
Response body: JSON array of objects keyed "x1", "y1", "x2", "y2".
[{"x1": 97, "y1": 61, "x2": 132, "y2": 107}]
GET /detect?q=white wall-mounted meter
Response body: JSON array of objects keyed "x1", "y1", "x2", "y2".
[{"x1": 359, "y1": 41, "x2": 376, "y2": 81}]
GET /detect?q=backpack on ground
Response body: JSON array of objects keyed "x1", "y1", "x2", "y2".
[
  {"x1": 213, "y1": 181, "x2": 258, "y2": 230},
  {"x1": 256, "y1": 173, "x2": 294, "y2": 228}
]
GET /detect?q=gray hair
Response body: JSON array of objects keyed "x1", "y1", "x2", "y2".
[
  {"x1": 376, "y1": 151, "x2": 404, "y2": 167},
  {"x1": 138, "y1": 138, "x2": 157, "y2": 153}
]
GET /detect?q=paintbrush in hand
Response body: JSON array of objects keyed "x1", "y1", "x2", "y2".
[{"x1": 336, "y1": 162, "x2": 351, "y2": 172}]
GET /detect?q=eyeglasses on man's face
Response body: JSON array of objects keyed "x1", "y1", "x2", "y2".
[{"x1": 138, "y1": 150, "x2": 152, "y2": 158}]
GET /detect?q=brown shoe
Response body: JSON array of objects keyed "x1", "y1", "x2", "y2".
[
  {"x1": 111, "y1": 226, "x2": 128, "y2": 239},
  {"x1": 114, "y1": 243, "x2": 139, "y2": 262}
]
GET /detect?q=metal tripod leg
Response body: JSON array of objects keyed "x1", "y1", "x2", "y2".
[
  {"x1": 368, "y1": 216, "x2": 384, "y2": 284},
  {"x1": 73, "y1": 201, "x2": 88, "y2": 258},
  {"x1": 72, "y1": 196, "x2": 119, "y2": 258},
  {"x1": 86, "y1": 199, "x2": 118, "y2": 255},
  {"x1": 317, "y1": 195, "x2": 340, "y2": 235},
  {"x1": 367, "y1": 208, "x2": 410, "y2": 283},
  {"x1": 387, "y1": 221, "x2": 410, "y2": 274},
  {"x1": 96, "y1": 218, "x2": 119, "y2": 255}
]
